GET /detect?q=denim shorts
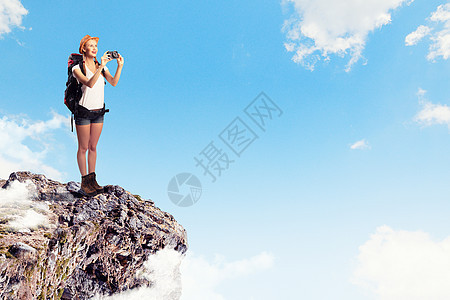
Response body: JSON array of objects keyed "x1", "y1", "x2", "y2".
[{"x1": 75, "y1": 113, "x2": 104, "y2": 126}]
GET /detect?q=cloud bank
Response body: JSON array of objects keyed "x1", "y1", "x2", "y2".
[
  {"x1": 95, "y1": 248, "x2": 274, "y2": 300},
  {"x1": 0, "y1": 0, "x2": 28, "y2": 37},
  {"x1": 281, "y1": 0, "x2": 412, "y2": 71},
  {"x1": 180, "y1": 250, "x2": 274, "y2": 300},
  {"x1": 352, "y1": 225, "x2": 450, "y2": 300},
  {"x1": 405, "y1": 3, "x2": 450, "y2": 61},
  {"x1": 0, "y1": 111, "x2": 68, "y2": 181}
]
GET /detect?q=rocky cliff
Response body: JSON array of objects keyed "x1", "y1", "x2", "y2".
[{"x1": 0, "y1": 171, "x2": 187, "y2": 299}]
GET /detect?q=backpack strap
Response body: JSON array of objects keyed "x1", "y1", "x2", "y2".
[
  {"x1": 78, "y1": 60, "x2": 105, "y2": 78},
  {"x1": 79, "y1": 60, "x2": 86, "y2": 76},
  {"x1": 81, "y1": 60, "x2": 106, "y2": 83}
]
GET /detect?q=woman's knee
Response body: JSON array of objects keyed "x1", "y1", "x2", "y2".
[
  {"x1": 78, "y1": 144, "x2": 89, "y2": 153},
  {"x1": 88, "y1": 143, "x2": 97, "y2": 152}
]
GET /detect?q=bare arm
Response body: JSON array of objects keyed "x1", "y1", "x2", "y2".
[
  {"x1": 104, "y1": 54, "x2": 124, "y2": 87},
  {"x1": 73, "y1": 52, "x2": 112, "y2": 88},
  {"x1": 73, "y1": 65, "x2": 104, "y2": 88}
]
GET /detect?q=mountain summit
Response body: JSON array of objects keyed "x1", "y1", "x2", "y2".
[{"x1": 0, "y1": 171, "x2": 187, "y2": 299}]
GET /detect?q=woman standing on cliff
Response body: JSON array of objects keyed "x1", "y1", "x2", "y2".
[{"x1": 72, "y1": 35, "x2": 124, "y2": 196}]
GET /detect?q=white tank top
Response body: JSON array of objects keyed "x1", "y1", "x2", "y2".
[{"x1": 72, "y1": 64, "x2": 108, "y2": 110}]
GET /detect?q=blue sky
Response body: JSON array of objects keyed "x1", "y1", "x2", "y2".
[{"x1": 1, "y1": 0, "x2": 450, "y2": 299}]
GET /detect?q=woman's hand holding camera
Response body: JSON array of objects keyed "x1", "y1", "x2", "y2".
[
  {"x1": 99, "y1": 51, "x2": 124, "y2": 86},
  {"x1": 117, "y1": 54, "x2": 124, "y2": 67},
  {"x1": 101, "y1": 51, "x2": 124, "y2": 68},
  {"x1": 100, "y1": 51, "x2": 113, "y2": 67}
]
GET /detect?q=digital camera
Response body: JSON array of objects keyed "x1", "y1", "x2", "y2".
[{"x1": 107, "y1": 51, "x2": 119, "y2": 59}]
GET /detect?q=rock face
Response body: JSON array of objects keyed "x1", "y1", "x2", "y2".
[{"x1": 0, "y1": 172, "x2": 187, "y2": 299}]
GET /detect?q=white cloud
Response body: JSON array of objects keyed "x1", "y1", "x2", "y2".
[
  {"x1": 415, "y1": 102, "x2": 450, "y2": 126},
  {"x1": 93, "y1": 247, "x2": 183, "y2": 300},
  {"x1": 0, "y1": 111, "x2": 68, "y2": 180},
  {"x1": 350, "y1": 139, "x2": 371, "y2": 150},
  {"x1": 413, "y1": 88, "x2": 450, "y2": 127},
  {"x1": 416, "y1": 87, "x2": 427, "y2": 98},
  {"x1": 180, "y1": 250, "x2": 274, "y2": 300},
  {"x1": 0, "y1": 0, "x2": 28, "y2": 38},
  {"x1": 406, "y1": 3, "x2": 450, "y2": 61},
  {"x1": 281, "y1": 0, "x2": 412, "y2": 71},
  {"x1": 94, "y1": 248, "x2": 275, "y2": 300},
  {"x1": 351, "y1": 225, "x2": 450, "y2": 300},
  {"x1": 405, "y1": 25, "x2": 431, "y2": 46},
  {"x1": 0, "y1": 180, "x2": 51, "y2": 232}
]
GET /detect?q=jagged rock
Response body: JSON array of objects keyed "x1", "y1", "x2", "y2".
[
  {"x1": 0, "y1": 171, "x2": 187, "y2": 299},
  {"x1": 8, "y1": 242, "x2": 38, "y2": 260}
]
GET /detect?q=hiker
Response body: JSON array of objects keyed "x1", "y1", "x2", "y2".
[{"x1": 72, "y1": 35, "x2": 124, "y2": 196}]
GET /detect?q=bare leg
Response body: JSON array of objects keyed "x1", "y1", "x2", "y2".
[
  {"x1": 88, "y1": 122, "x2": 103, "y2": 173},
  {"x1": 76, "y1": 124, "x2": 91, "y2": 176}
]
